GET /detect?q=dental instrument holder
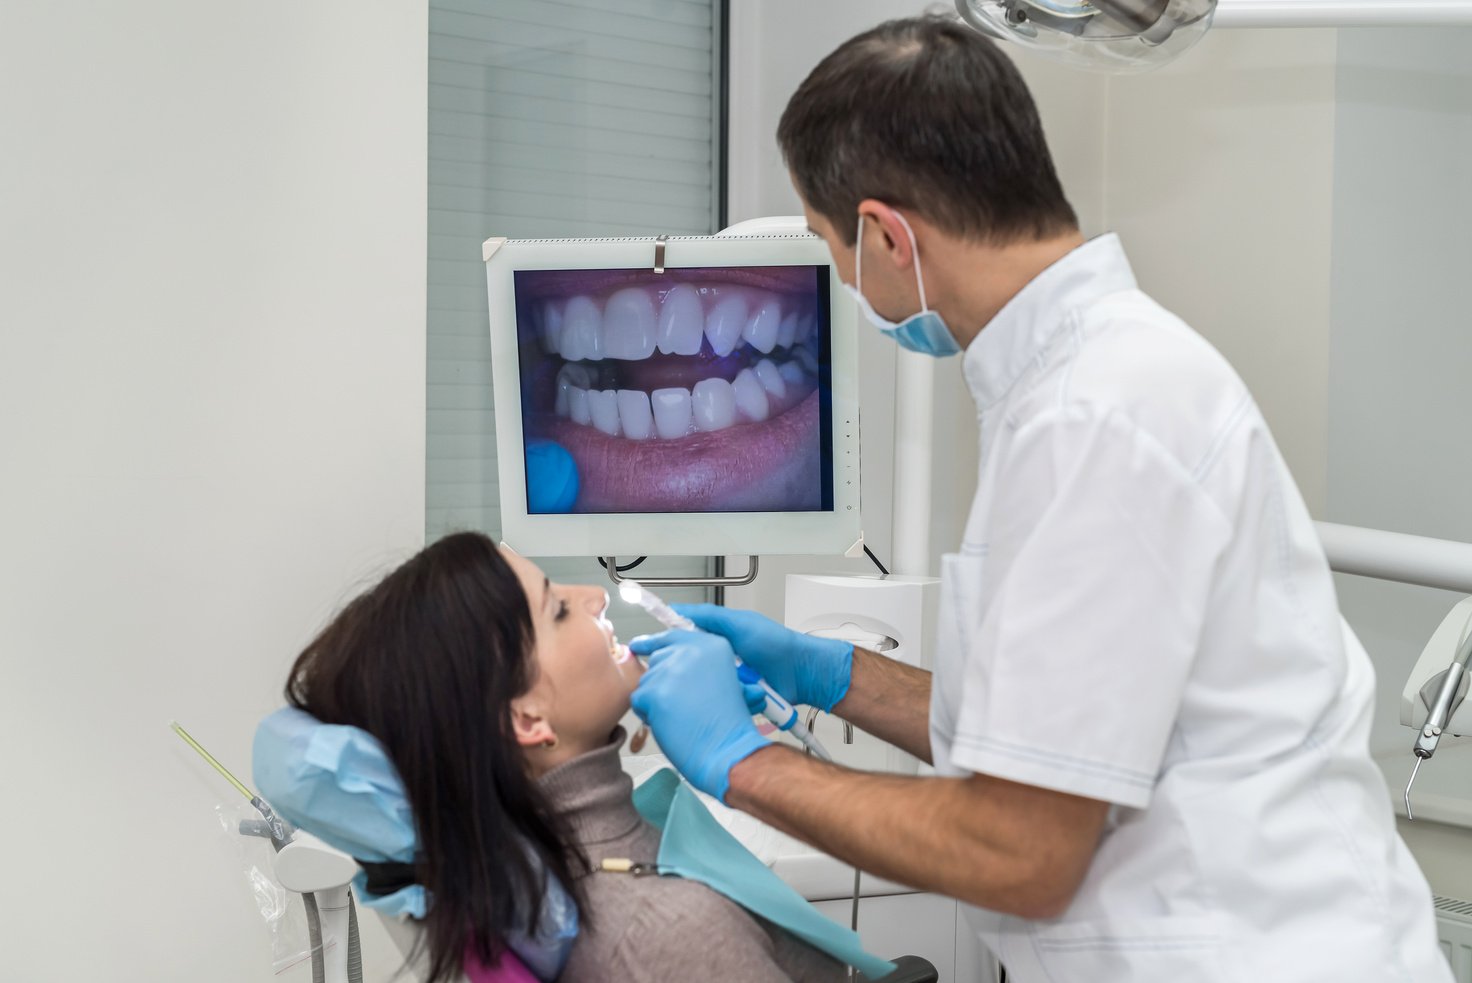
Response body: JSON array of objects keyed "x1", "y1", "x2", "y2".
[
  {"x1": 602, "y1": 555, "x2": 759, "y2": 589},
  {"x1": 254, "y1": 827, "x2": 363, "y2": 983},
  {"x1": 173, "y1": 720, "x2": 364, "y2": 983},
  {"x1": 784, "y1": 573, "x2": 940, "y2": 776},
  {"x1": 1400, "y1": 595, "x2": 1472, "y2": 818}
]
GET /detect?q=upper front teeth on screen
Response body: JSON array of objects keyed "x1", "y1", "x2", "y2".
[
  {"x1": 556, "y1": 359, "x2": 800, "y2": 438},
  {"x1": 544, "y1": 286, "x2": 813, "y2": 360},
  {"x1": 658, "y1": 284, "x2": 705, "y2": 356}
]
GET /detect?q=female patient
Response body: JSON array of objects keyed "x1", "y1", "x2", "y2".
[{"x1": 284, "y1": 531, "x2": 842, "y2": 983}]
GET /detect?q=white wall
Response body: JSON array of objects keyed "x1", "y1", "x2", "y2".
[
  {"x1": 1324, "y1": 28, "x2": 1472, "y2": 756},
  {"x1": 725, "y1": 5, "x2": 1339, "y2": 633},
  {"x1": 0, "y1": 3, "x2": 427, "y2": 980},
  {"x1": 1105, "y1": 24, "x2": 1472, "y2": 766},
  {"x1": 1104, "y1": 27, "x2": 1340, "y2": 513}
]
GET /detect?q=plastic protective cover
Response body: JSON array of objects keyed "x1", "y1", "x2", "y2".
[
  {"x1": 956, "y1": 0, "x2": 1217, "y2": 73},
  {"x1": 213, "y1": 800, "x2": 323, "y2": 976}
]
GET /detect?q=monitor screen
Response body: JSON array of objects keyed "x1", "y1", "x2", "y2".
[
  {"x1": 512, "y1": 265, "x2": 833, "y2": 515},
  {"x1": 484, "y1": 232, "x2": 862, "y2": 558}
]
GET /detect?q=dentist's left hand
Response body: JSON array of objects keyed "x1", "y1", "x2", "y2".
[{"x1": 630, "y1": 630, "x2": 771, "y2": 804}]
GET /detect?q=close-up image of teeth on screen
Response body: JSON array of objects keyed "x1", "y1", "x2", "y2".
[{"x1": 513, "y1": 265, "x2": 834, "y2": 514}]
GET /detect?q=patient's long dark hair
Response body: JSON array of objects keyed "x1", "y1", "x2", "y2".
[{"x1": 285, "y1": 532, "x2": 587, "y2": 983}]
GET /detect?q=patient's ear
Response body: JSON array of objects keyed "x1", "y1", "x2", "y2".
[{"x1": 510, "y1": 697, "x2": 556, "y2": 748}]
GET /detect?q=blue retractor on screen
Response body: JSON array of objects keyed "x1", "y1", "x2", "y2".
[{"x1": 526, "y1": 439, "x2": 580, "y2": 513}]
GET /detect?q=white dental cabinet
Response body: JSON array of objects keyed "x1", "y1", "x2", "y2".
[{"x1": 784, "y1": 834, "x2": 996, "y2": 983}]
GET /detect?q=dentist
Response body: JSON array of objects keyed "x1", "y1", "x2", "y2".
[{"x1": 631, "y1": 14, "x2": 1448, "y2": 982}]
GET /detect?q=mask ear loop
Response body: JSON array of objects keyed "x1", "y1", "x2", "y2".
[
  {"x1": 854, "y1": 214, "x2": 867, "y2": 296},
  {"x1": 889, "y1": 211, "x2": 930, "y2": 313}
]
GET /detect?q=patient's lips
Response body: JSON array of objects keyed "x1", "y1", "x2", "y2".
[
  {"x1": 541, "y1": 393, "x2": 821, "y2": 512},
  {"x1": 519, "y1": 267, "x2": 827, "y2": 513}
]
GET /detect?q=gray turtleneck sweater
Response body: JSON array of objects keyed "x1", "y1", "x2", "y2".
[{"x1": 538, "y1": 731, "x2": 845, "y2": 983}]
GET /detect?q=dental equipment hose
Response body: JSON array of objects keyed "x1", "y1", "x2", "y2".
[
  {"x1": 171, "y1": 721, "x2": 363, "y2": 983},
  {"x1": 171, "y1": 720, "x2": 290, "y2": 847},
  {"x1": 622, "y1": 581, "x2": 834, "y2": 762}
]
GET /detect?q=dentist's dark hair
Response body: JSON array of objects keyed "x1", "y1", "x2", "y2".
[
  {"x1": 778, "y1": 14, "x2": 1078, "y2": 245},
  {"x1": 284, "y1": 531, "x2": 587, "y2": 983}
]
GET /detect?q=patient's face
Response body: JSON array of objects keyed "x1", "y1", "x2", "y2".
[{"x1": 504, "y1": 550, "x2": 643, "y2": 751}]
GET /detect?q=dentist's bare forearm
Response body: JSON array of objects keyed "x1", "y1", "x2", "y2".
[
  {"x1": 726, "y1": 745, "x2": 1108, "y2": 919},
  {"x1": 831, "y1": 646, "x2": 933, "y2": 763}
]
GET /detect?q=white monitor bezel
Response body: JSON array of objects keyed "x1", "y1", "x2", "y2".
[{"x1": 484, "y1": 233, "x2": 862, "y2": 558}]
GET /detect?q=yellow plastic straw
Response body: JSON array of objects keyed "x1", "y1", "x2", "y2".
[{"x1": 171, "y1": 720, "x2": 255, "y2": 801}]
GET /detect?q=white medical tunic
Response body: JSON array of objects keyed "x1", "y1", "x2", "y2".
[{"x1": 930, "y1": 235, "x2": 1449, "y2": 982}]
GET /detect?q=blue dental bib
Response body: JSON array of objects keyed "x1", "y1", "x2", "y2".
[{"x1": 633, "y1": 767, "x2": 895, "y2": 980}]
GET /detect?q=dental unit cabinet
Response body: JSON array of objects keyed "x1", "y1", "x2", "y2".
[{"x1": 784, "y1": 573, "x2": 940, "y2": 774}]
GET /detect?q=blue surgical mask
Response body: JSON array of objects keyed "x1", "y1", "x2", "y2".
[{"x1": 843, "y1": 213, "x2": 962, "y2": 358}]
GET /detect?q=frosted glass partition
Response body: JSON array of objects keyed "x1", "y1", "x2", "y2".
[
  {"x1": 1325, "y1": 27, "x2": 1472, "y2": 753},
  {"x1": 426, "y1": 0, "x2": 722, "y2": 626}
]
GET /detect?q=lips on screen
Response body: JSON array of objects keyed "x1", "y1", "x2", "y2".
[{"x1": 514, "y1": 266, "x2": 835, "y2": 515}]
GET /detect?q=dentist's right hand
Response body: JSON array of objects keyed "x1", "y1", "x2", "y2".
[
  {"x1": 629, "y1": 630, "x2": 771, "y2": 803},
  {"x1": 671, "y1": 604, "x2": 855, "y2": 712}
]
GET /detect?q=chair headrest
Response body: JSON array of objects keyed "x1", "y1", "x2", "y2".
[
  {"x1": 253, "y1": 707, "x2": 418, "y2": 861},
  {"x1": 251, "y1": 706, "x2": 579, "y2": 980}
]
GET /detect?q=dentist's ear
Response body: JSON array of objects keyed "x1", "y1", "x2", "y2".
[
  {"x1": 856, "y1": 198, "x2": 916, "y2": 270},
  {"x1": 510, "y1": 697, "x2": 556, "y2": 749}
]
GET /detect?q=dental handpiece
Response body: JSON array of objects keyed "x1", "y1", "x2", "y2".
[
  {"x1": 1405, "y1": 628, "x2": 1472, "y2": 820},
  {"x1": 621, "y1": 581, "x2": 834, "y2": 762}
]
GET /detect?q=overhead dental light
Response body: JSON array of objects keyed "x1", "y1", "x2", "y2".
[
  {"x1": 956, "y1": 0, "x2": 1472, "y2": 73},
  {"x1": 955, "y1": 0, "x2": 1218, "y2": 73}
]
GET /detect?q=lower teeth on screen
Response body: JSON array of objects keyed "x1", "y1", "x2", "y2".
[{"x1": 553, "y1": 354, "x2": 816, "y2": 440}]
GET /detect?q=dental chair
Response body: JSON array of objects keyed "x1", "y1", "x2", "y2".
[
  {"x1": 264, "y1": 827, "x2": 502, "y2": 983},
  {"x1": 251, "y1": 708, "x2": 935, "y2": 983},
  {"x1": 264, "y1": 829, "x2": 936, "y2": 983}
]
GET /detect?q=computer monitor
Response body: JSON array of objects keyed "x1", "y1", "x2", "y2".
[{"x1": 484, "y1": 232, "x2": 862, "y2": 557}]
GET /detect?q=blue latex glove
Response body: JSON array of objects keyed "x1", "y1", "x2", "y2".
[
  {"x1": 672, "y1": 604, "x2": 855, "y2": 713},
  {"x1": 630, "y1": 630, "x2": 772, "y2": 803}
]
